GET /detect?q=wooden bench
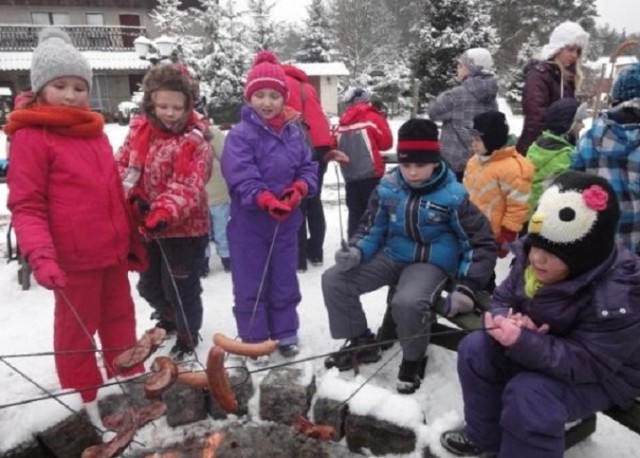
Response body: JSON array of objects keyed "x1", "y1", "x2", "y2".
[{"x1": 376, "y1": 288, "x2": 640, "y2": 449}]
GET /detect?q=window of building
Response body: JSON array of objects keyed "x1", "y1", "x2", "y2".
[
  {"x1": 31, "y1": 12, "x2": 70, "y2": 25},
  {"x1": 86, "y1": 13, "x2": 104, "y2": 26},
  {"x1": 90, "y1": 75, "x2": 110, "y2": 113}
]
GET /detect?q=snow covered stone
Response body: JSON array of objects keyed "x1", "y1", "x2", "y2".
[
  {"x1": 313, "y1": 397, "x2": 347, "y2": 440},
  {"x1": 259, "y1": 362, "x2": 315, "y2": 425},
  {"x1": 163, "y1": 383, "x2": 207, "y2": 427},
  {"x1": 36, "y1": 411, "x2": 101, "y2": 457},
  {"x1": 1, "y1": 439, "x2": 48, "y2": 458}
]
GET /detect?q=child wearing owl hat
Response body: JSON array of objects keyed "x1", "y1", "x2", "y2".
[
  {"x1": 442, "y1": 170, "x2": 640, "y2": 458},
  {"x1": 5, "y1": 27, "x2": 146, "y2": 431},
  {"x1": 221, "y1": 51, "x2": 317, "y2": 361},
  {"x1": 572, "y1": 63, "x2": 640, "y2": 254}
]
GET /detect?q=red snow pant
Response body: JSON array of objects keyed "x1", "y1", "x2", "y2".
[{"x1": 53, "y1": 260, "x2": 143, "y2": 402}]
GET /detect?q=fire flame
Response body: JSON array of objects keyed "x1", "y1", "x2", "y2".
[{"x1": 202, "y1": 432, "x2": 224, "y2": 458}]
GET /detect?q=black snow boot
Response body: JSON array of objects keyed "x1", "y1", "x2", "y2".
[
  {"x1": 396, "y1": 356, "x2": 428, "y2": 394},
  {"x1": 324, "y1": 330, "x2": 381, "y2": 371},
  {"x1": 170, "y1": 333, "x2": 200, "y2": 362},
  {"x1": 221, "y1": 257, "x2": 231, "y2": 273},
  {"x1": 440, "y1": 429, "x2": 497, "y2": 457}
]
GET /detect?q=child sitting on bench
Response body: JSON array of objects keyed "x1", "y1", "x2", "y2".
[
  {"x1": 441, "y1": 170, "x2": 640, "y2": 458},
  {"x1": 322, "y1": 119, "x2": 497, "y2": 394}
]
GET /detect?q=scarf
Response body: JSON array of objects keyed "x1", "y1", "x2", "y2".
[
  {"x1": 122, "y1": 111, "x2": 205, "y2": 196},
  {"x1": 524, "y1": 265, "x2": 543, "y2": 298},
  {"x1": 4, "y1": 104, "x2": 104, "y2": 137}
]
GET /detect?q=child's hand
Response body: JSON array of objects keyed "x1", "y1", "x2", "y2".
[
  {"x1": 325, "y1": 149, "x2": 350, "y2": 164},
  {"x1": 334, "y1": 246, "x2": 361, "y2": 272},
  {"x1": 280, "y1": 180, "x2": 308, "y2": 210},
  {"x1": 511, "y1": 312, "x2": 550, "y2": 334},
  {"x1": 484, "y1": 312, "x2": 521, "y2": 347},
  {"x1": 144, "y1": 208, "x2": 171, "y2": 235},
  {"x1": 31, "y1": 258, "x2": 67, "y2": 290},
  {"x1": 256, "y1": 191, "x2": 292, "y2": 222}
]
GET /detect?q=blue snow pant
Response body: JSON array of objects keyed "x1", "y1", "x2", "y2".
[
  {"x1": 138, "y1": 236, "x2": 207, "y2": 339},
  {"x1": 205, "y1": 202, "x2": 231, "y2": 259},
  {"x1": 228, "y1": 208, "x2": 302, "y2": 346},
  {"x1": 322, "y1": 253, "x2": 448, "y2": 361},
  {"x1": 458, "y1": 331, "x2": 615, "y2": 458}
]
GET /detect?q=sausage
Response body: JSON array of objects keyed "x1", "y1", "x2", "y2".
[
  {"x1": 176, "y1": 368, "x2": 209, "y2": 389},
  {"x1": 81, "y1": 410, "x2": 136, "y2": 458},
  {"x1": 133, "y1": 401, "x2": 167, "y2": 426},
  {"x1": 293, "y1": 415, "x2": 338, "y2": 441},
  {"x1": 212, "y1": 332, "x2": 278, "y2": 357},
  {"x1": 144, "y1": 356, "x2": 178, "y2": 399},
  {"x1": 113, "y1": 327, "x2": 167, "y2": 371},
  {"x1": 206, "y1": 345, "x2": 238, "y2": 413}
]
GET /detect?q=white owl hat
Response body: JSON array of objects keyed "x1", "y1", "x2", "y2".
[{"x1": 527, "y1": 171, "x2": 620, "y2": 278}]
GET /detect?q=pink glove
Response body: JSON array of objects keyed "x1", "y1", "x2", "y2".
[
  {"x1": 325, "y1": 149, "x2": 350, "y2": 164},
  {"x1": 484, "y1": 312, "x2": 521, "y2": 347},
  {"x1": 31, "y1": 258, "x2": 67, "y2": 290},
  {"x1": 256, "y1": 191, "x2": 292, "y2": 222},
  {"x1": 280, "y1": 180, "x2": 308, "y2": 210}
]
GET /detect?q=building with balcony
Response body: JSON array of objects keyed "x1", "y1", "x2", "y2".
[{"x1": 0, "y1": 0, "x2": 191, "y2": 121}]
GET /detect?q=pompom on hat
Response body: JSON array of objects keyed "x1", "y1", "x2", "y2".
[
  {"x1": 611, "y1": 63, "x2": 640, "y2": 106},
  {"x1": 527, "y1": 171, "x2": 620, "y2": 278},
  {"x1": 30, "y1": 27, "x2": 92, "y2": 93},
  {"x1": 244, "y1": 51, "x2": 288, "y2": 100},
  {"x1": 396, "y1": 119, "x2": 440, "y2": 164},
  {"x1": 540, "y1": 21, "x2": 589, "y2": 61},
  {"x1": 469, "y1": 111, "x2": 509, "y2": 154},
  {"x1": 458, "y1": 48, "x2": 494, "y2": 75}
]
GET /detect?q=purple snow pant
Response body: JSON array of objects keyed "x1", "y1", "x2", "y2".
[
  {"x1": 458, "y1": 331, "x2": 614, "y2": 458},
  {"x1": 228, "y1": 208, "x2": 302, "y2": 345}
]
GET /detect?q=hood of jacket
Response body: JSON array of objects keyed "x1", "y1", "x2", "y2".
[
  {"x1": 588, "y1": 99, "x2": 640, "y2": 159},
  {"x1": 339, "y1": 102, "x2": 379, "y2": 125},
  {"x1": 282, "y1": 64, "x2": 309, "y2": 83},
  {"x1": 462, "y1": 73, "x2": 499, "y2": 104}
]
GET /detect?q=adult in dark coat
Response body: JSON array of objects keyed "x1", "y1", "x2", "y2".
[
  {"x1": 516, "y1": 21, "x2": 589, "y2": 154},
  {"x1": 282, "y1": 64, "x2": 333, "y2": 269}
]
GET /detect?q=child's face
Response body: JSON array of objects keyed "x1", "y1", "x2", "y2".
[
  {"x1": 40, "y1": 76, "x2": 89, "y2": 108},
  {"x1": 250, "y1": 89, "x2": 284, "y2": 120},
  {"x1": 152, "y1": 90, "x2": 187, "y2": 129},
  {"x1": 528, "y1": 246, "x2": 569, "y2": 284},
  {"x1": 471, "y1": 136, "x2": 488, "y2": 156},
  {"x1": 399, "y1": 163, "x2": 438, "y2": 186}
]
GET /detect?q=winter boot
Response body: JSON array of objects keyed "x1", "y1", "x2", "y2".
[
  {"x1": 221, "y1": 257, "x2": 231, "y2": 273},
  {"x1": 279, "y1": 344, "x2": 300, "y2": 358},
  {"x1": 440, "y1": 429, "x2": 497, "y2": 457},
  {"x1": 396, "y1": 356, "x2": 428, "y2": 394},
  {"x1": 200, "y1": 257, "x2": 210, "y2": 278},
  {"x1": 170, "y1": 333, "x2": 200, "y2": 362},
  {"x1": 150, "y1": 310, "x2": 176, "y2": 336},
  {"x1": 324, "y1": 330, "x2": 381, "y2": 371}
]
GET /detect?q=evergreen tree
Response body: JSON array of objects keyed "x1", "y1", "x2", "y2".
[
  {"x1": 296, "y1": 0, "x2": 336, "y2": 63},
  {"x1": 412, "y1": 0, "x2": 498, "y2": 102},
  {"x1": 382, "y1": 0, "x2": 423, "y2": 47},
  {"x1": 273, "y1": 23, "x2": 305, "y2": 62},
  {"x1": 248, "y1": 0, "x2": 277, "y2": 51},
  {"x1": 150, "y1": 0, "x2": 190, "y2": 36}
]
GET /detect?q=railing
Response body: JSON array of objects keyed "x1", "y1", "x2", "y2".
[{"x1": 0, "y1": 25, "x2": 147, "y2": 51}]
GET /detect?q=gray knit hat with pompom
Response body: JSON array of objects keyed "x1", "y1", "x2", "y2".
[{"x1": 31, "y1": 27, "x2": 92, "y2": 93}]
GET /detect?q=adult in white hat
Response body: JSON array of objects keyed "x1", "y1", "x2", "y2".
[{"x1": 516, "y1": 21, "x2": 589, "y2": 155}]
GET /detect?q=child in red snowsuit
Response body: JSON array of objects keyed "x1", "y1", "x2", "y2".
[{"x1": 5, "y1": 28, "x2": 146, "y2": 414}]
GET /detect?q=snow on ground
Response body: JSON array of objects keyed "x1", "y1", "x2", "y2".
[{"x1": 0, "y1": 113, "x2": 637, "y2": 457}]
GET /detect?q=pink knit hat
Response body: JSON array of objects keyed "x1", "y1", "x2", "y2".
[{"x1": 244, "y1": 51, "x2": 288, "y2": 100}]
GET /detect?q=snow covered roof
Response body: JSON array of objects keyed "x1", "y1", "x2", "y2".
[
  {"x1": 0, "y1": 51, "x2": 151, "y2": 72},
  {"x1": 585, "y1": 55, "x2": 639, "y2": 76},
  {"x1": 290, "y1": 62, "x2": 350, "y2": 77}
]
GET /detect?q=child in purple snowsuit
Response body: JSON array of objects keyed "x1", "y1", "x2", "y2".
[
  {"x1": 221, "y1": 51, "x2": 317, "y2": 358},
  {"x1": 441, "y1": 170, "x2": 640, "y2": 458}
]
